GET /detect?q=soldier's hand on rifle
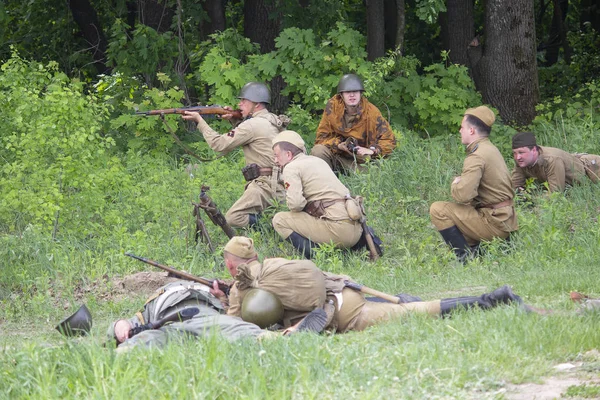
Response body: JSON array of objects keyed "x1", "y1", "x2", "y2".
[
  {"x1": 220, "y1": 106, "x2": 238, "y2": 122},
  {"x1": 354, "y1": 146, "x2": 374, "y2": 156},
  {"x1": 210, "y1": 280, "x2": 227, "y2": 299},
  {"x1": 337, "y1": 142, "x2": 353, "y2": 155},
  {"x1": 182, "y1": 111, "x2": 203, "y2": 124},
  {"x1": 114, "y1": 319, "x2": 132, "y2": 344}
]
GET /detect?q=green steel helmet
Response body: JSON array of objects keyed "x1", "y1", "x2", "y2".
[
  {"x1": 337, "y1": 74, "x2": 364, "y2": 93},
  {"x1": 56, "y1": 304, "x2": 93, "y2": 337},
  {"x1": 238, "y1": 82, "x2": 271, "y2": 104},
  {"x1": 241, "y1": 288, "x2": 284, "y2": 328}
]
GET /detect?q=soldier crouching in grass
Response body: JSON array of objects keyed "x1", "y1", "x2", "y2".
[
  {"x1": 429, "y1": 106, "x2": 518, "y2": 262},
  {"x1": 182, "y1": 82, "x2": 288, "y2": 229}
]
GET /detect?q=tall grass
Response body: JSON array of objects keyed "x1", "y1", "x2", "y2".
[{"x1": 1, "y1": 120, "x2": 600, "y2": 398}]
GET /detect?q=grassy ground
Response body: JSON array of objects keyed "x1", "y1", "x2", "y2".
[{"x1": 1, "y1": 121, "x2": 600, "y2": 399}]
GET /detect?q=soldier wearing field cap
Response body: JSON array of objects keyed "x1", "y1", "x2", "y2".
[
  {"x1": 430, "y1": 106, "x2": 518, "y2": 262},
  {"x1": 270, "y1": 130, "x2": 364, "y2": 258},
  {"x1": 311, "y1": 74, "x2": 396, "y2": 173},
  {"x1": 511, "y1": 131, "x2": 600, "y2": 193},
  {"x1": 182, "y1": 82, "x2": 287, "y2": 228}
]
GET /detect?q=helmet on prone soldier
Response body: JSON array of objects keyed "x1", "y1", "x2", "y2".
[
  {"x1": 241, "y1": 288, "x2": 284, "y2": 328},
  {"x1": 238, "y1": 82, "x2": 271, "y2": 104}
]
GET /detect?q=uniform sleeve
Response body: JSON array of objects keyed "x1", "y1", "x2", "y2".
[
  {"x1": 226, "y1": 284, "x2": 243, "y2": 317},
  {"x1": 372, "y1": 113, "x2": 396, "y2": 156},
  {"x1": 451, "y1": 154, "x2": 484, "y2": 203},
  {"x1": 197, "y1": 118, "x2": 254, "y2": 154},
  {"x1": 512, "y1": 166, "x2": 527, "y2": 189},
  {"x1": 544, "y1": 158, "x2": 566, "y2": 192},
  {"x1": 282, "y1": 164, "x2": 307, "y2": 212},
  {"x1": 315, "y1": 103, "x2": 343, "y2": 151}
]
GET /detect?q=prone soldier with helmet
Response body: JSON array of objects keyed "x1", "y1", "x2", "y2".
[
  {"x1": 311, "y1": 74, "x2": 397, "y2": 173},
  {"x1": 182, "y1": 82, "x2": 289, "y2": 229}
]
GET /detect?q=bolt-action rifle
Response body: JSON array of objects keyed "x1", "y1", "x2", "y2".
[
  {"x1": 124, "y1": 252, "x2": 231, "y2": 295},
  {"x1": 135, "y1": 105, "x2": 242, "y2": 120},
  {"x1": 198, "y1": 185, "x2": 236, "y2": 239}
]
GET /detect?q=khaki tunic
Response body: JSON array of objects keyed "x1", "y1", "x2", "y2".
[
  {"x1": 430, "y1": 137, "x2": 518, "y2": 245},
  {"x1": 114, "y1": 280, "x2": 264, "y2": 350},
  {"x1": 512, "y1": 146, "x2": 600, "y2": 192},
  {"x1": 196, "y1": 109, "x2": 286, "y2": 227},
  {"x1": 272, "y1": 153, "x2": 362, "y2": 247}
]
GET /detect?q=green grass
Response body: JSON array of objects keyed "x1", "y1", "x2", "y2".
[{"x1": 1, "y1": 120, "x2": 600, "y2": 398}]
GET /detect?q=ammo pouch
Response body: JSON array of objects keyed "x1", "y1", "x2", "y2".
[
  {"x1": 304, "y1": 199, "x2": 346, "y2": 218},
  {"x1": 345, "y1": 197, "x2": 364, "y2": 221},
  {"x1": 242, "y1": 163, "x2": 261, "y2": 182}
]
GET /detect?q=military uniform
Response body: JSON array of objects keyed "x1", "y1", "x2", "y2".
[
  {"x1": 512, "y1": 146, "x2": 600, "y2": 192},
  {"x1": 430, "y1": 137, "x2": 518, "y2": 246},
  {"x1": 195, "y1": 108, "x2": 286, "y2": 227},
  {"x1": 311, "y1": 95, "x2": 396, "y2": 172},
  {"x1": 272, "y1": 153, "x2": 362, "y2": 248},
  {"x1": 109, "y1": 280, "x2": 264, "y2": 349}
]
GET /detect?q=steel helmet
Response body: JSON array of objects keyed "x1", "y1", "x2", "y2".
[
  {"x1": 337, "y1": 74, "x2": 364, "y2": 93},
  {"x1": 56, "y1": 304, "x2": 93, "y2": 337},
  {"x1": 238, "y1": 82, "x2": 271, "y2": 104},
  {"x1": 241, "y1": 288, "x2": 284, "y2": 328}
]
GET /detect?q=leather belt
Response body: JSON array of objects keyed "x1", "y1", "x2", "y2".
[{"x1": 479, "y1": 199, "x2": 513, "y2": 209}]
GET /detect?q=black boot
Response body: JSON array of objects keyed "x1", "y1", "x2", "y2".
[
  {"x1": 440, "y1": 285, "x2": 523, "y2": 316},
  {"x1": 287, "y1": 232, "x2": 316, "y2": 259},
  {"x1": 351, "y1": 226, "x2": 384, "y2": 256},
  {"x1": 248, "y1": 214, "x2": 259, "y2": 228},
  {"x1": 366, "y1": 293, "x2": 422, "y2": 303},
  {"x1": 438, "y1": 226, "x2": 471, "y2": 262}
]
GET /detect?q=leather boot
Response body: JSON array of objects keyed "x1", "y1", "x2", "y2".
[
  {"x1": 440, "y1": 285, "x2": 523, "y2": 316},
  {"x1": 287, "y1": 232, "x2": 316, "y2": 259},
  {"x1": 438, "y1": 226, "x2": 471, "y2": 262},
  {"x1": 248, "y1": 214, "x2": 259, "y2": 228}
]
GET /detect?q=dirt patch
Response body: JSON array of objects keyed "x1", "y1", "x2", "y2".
[{"x1": 110, "y1": 271, "x2": 179, "y2": 299}]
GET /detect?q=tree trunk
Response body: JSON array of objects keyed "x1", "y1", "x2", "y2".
[
  {"x1": 243, "y1": 0, "x2": 288, "y2": 113},
  {"x1": 442, "y1": 0, "x2": 474, "y2": 66},
  {"x1": 366, "y1": 0, "x2": 386, "y2": 60},
  {"x1": 545, "y1": 0, "x2": 570, "y2": 66},
  {"x1": 395, "y1": 0, "x2": 406, "y2": 50},
  {"x1": 68, "y1": 0, "x2": 110, "y2": 74},
  {"x1": 200, "y1": 0, "x2": 226, "y2": 39},
  {"x1": 138, "y1": 0, "x2": 175, "y2": 33},
  {"x1": 468, "y1": 0, "x2": 539, "y2": 126},
  {"x1": 580, "y1": 0, "x2": 600, "y2": 32}
]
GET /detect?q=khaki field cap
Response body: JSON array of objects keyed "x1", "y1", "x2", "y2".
[
  {"x1": 512, "y1": 132, "x2": 537, "y2": 149},
  {"x1": 272, "y1": 130, "x2": 306, "y2": 153},
  {"x1": 224, "y1": 236, "x2": 257, "y2": 259},
  {"x1": 465, "y1": 106, "x2": 495, "y2": 127}
]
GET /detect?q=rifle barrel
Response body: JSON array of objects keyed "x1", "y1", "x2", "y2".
[
  {"x1": 135, "y1": 107, "x2": 242, "y2": 119},
  {"x1": 124, "y1": 253, "x2": 230, "y2": 295}
]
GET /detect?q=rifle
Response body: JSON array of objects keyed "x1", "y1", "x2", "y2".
[
  {"x1": 124, "y1": 253, "x2": 231, "y2": 295},
  {"x1": 343, "y1": 281, "x2": 402, "y2": 304},
  {"x1": 136, "y1": 106, "x2": 242, "y2": 120},
  {"x1": 198, "y1": 185, "x2": 236, "y2": 239},
  {"x1": 128, "y1": 307, "x2": 200, "y2": 339}
]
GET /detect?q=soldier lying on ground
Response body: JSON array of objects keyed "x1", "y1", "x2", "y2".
[
  {"x1": 210, "y1": 236, "x2": 543, "y2": 334},
  {"x1": 511, "y1": 131, "x2": 600, "y2": 193}
]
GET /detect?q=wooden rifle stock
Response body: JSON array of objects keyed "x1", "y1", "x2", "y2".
[
  {"x1": 344, "y1": 280, "x2": 400, "y2": 304},
  {"x1": 124, "y1": 253, "x2": 230, "y2": 295},
  {"x1": 136, "y1": 106, "x2": 242, "y2": 120}
]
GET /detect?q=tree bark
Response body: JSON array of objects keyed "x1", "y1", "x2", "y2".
[
  {"x1": 468, "y1": 0, "x2": 539, "y2": 126},
  {"x1": 442, "y1": 0, "x2": 475, "y2": 66},
  {"x1": 200, "y1": 0, "x2": 226, "y2": 39},
  {"x1": 545, "y1": 0, "x2": 570, "y2": 66},
  {"x1": 68, "y1": 0, "x2": 110, "y2": 74},
  {"x1": 366, "y1": 0, "x2": 386, "y2": 60},
  {"x1": 395, "y1": 0, "x2": 406, "y2": 50},
  {"x1": 243, "y1": 0, "x2": 287, "y2": 113},
  {"x1": 138, "y1": 0, "x2": 175, "y2": 33}
]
